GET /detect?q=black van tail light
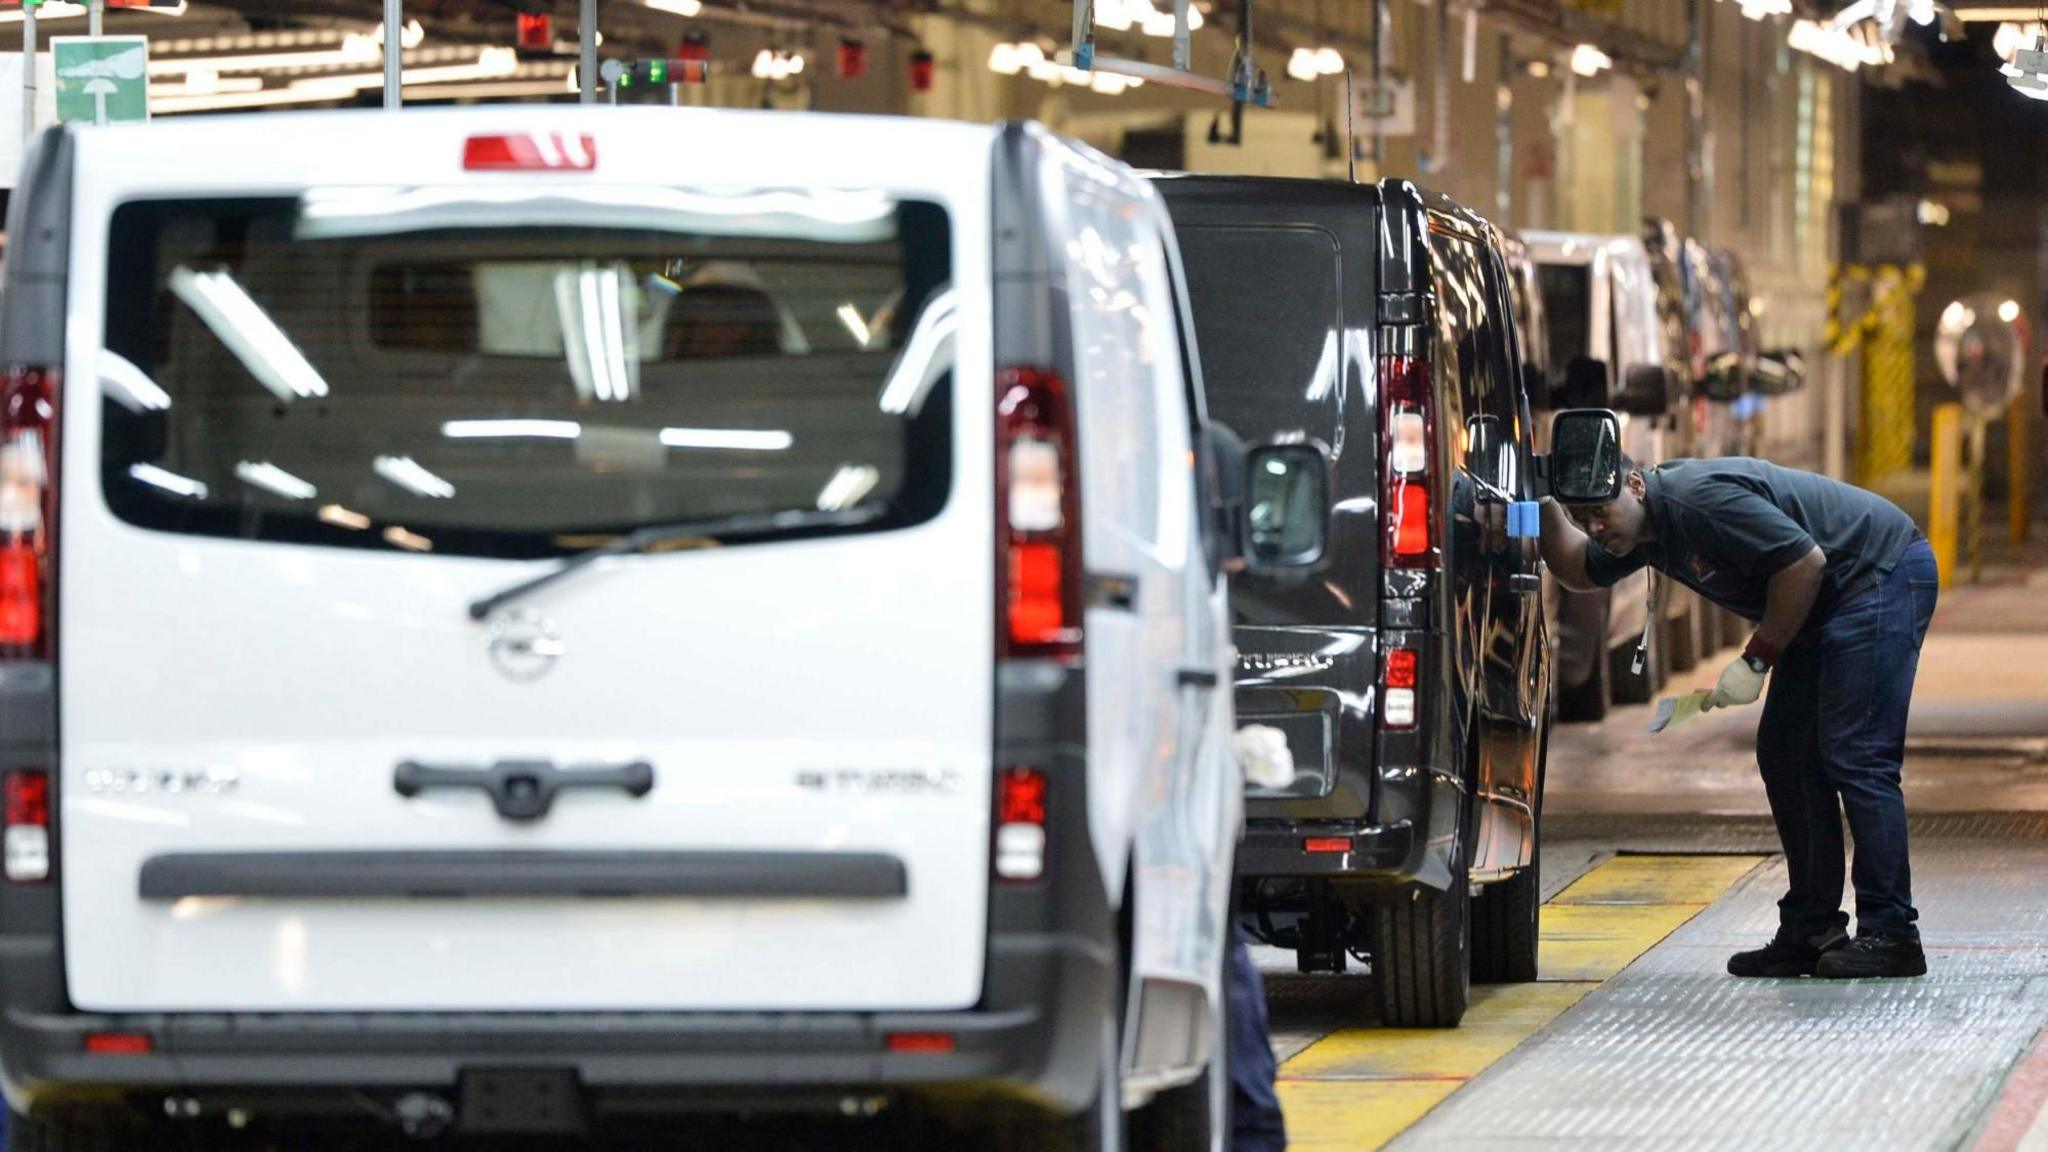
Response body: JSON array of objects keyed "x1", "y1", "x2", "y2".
[
  {"x1": 5, "y1": 769, "x2": 50, "y2": 884},
  {"x1": 1383, "y1": 647, "x2": 1419, "y2": 729},
  {"x1": 993, "y1": 765, "x2": 1048, "y2": 882},
  {"x1": 0, "y1": 368, "x2": 57, "y2": 658},
  {"x1": 996, "y1": 367, "x2": 1082, "y2": 662},
  {"x1": 1379, "y1": 353, "x2": 1437, "y2": 569}
]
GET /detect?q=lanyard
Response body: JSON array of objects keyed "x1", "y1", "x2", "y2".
[{"x1": 1634, "y1": 568, "x2": 1655, "y2": 676}]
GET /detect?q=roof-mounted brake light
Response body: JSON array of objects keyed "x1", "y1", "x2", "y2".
[{"x1": 463, "y1": 133, "x2": 597, "y2": 173}]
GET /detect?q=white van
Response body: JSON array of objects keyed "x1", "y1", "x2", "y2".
[
  {"x1": 0, "y1": 108, "x2": 1325, "y2": 1148},
  {"x1": 1523, "y1": 231, "x2": 1686, "y2": 718}
]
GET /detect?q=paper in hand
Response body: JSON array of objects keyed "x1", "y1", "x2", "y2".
[{"x1": 1647, "y1": 690, "x2": 1713, "y2": 735}]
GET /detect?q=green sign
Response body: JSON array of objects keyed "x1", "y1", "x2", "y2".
[{"x1": 51, "y1": 36, "x2": 150, "y2": 125}]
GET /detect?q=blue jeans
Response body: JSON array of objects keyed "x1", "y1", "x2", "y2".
[
  {"x1": 1756, "y1": 539, "x2": 1938, "y2": 942},
  {"x1": 1228, "y1": 925, "x2": 1286, "y2": 1152}
]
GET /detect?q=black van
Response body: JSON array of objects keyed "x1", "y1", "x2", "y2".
[{"x1": 1153, "y1": 176, "x2": 1551, "y2": 1028}]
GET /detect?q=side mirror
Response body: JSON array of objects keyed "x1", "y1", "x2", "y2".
[
  {"x1": 1751, "y1": 348, "x2": 1806, "y2": 395},
  {"x1": 1242, "y1": 442, "x2": 1331, "y2": 571},
  {"x1": 1616, "y1": 363, "x2": 1671, "y2": 416},
  {"x1": 1559, "y1": 356, "x2": 1609, "y2": 410},
  {"x1": 1545, "y1": 409, "x2": 1623, "y2": 504}
]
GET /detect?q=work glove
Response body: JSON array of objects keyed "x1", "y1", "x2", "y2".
[
  {"x1": 1233, "y1": 724, "x2": 1296, "y2": 790},
  {"x1": 1704, "y1": 655, "x2": 1767, "y2": 711}
]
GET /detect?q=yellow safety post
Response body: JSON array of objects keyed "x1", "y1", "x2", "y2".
[
  {"x1": 1930, "y1": 403, "x2": 1962, "y2": 588},
  {"x1": 2012, "y1": 390, "x2": 2032, "y2": 545},
  {"x1": 1855, "y1": 264, "x2": 1924, "y2": 489}
]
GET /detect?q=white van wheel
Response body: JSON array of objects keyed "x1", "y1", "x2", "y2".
[
  {"x1": 1128, "y1": 938, "x2": 1230, "y2": 1151},
  {"x1": 7, "y1": 1108, "x2": 131, "y2": 1152}
]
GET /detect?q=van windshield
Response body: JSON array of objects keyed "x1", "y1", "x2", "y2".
[{"x1": 100, "y1": 193, "x2": 954, "y2": 559}]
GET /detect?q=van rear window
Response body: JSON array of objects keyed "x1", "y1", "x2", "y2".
[
  {"x1": 100, "y1": 194, "x2": 953, "y2": 559},
  {"x1": 1174, "y1": 225, "x2": 1344, "y2": 448}
]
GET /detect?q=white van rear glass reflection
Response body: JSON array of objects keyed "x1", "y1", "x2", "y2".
[{"x1": 100, "y1": 195, "x2": 954, "y2": 559}]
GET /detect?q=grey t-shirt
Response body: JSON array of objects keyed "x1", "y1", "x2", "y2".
[{"x1": 1583, "y1": 458, "x2": 1922, "y2": 622}]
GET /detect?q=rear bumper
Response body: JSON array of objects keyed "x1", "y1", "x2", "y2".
[
  {"x1": 0, "y1": 928, "x2": 1113, "y2": 1115},
  {"x1": 1236, "y1": 821, "x2": 1418, "y2": 878},
  {"x1": 1237, "y1": 761, "x2": 1463, "y2": 893},
  {"x1": 1, "y1": 659, "x2": 1119, "y2": 1123}
]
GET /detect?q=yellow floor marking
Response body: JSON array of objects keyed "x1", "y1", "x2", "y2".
[
  {"x1": 1536, "y1": 903, "x2": 1704, "y2": 983},
  {"x1": 1277, "y1": 1079, "x2": 1455, "y2": 1152},
  {"x1": 1283, "y1": 982, "x2": 1595, "y2": 1079},
  {"x1": 1277, "y1": 853, "x2": 1766, "y2": 1151},
  {"x1": 1549, "y1": 854, "x2": 1765, "y2": 907}
]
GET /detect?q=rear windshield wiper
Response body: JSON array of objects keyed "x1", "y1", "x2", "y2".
[{"x1": 466, "y1": 505, "x2": 885, "y2": 622}]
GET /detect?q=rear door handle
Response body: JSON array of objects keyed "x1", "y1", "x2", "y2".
[
  {"x1": 1087, "y1": 571, "x2": 1139, "y2": 612},
  {"x1": 395, "y1": 759, "x2": 654, "y2": 823}
]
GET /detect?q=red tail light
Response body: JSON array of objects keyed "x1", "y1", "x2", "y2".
[
  {"x1": 1385, "y1": 648, "x2": 1418, "y2": 689},
  {"x1": 994, "y1": 766, "x2": 1048, "y2": 883},
  {"x1": 4, "y1": 770, "x2": 50, "y2": 884},
  {"x1": 1382, "y1": 645, "x2": 1419, "y2": 730},
  {"x1": 1379, "y1": 353, "x2": 1437, "y2": 568},
  {"x1": 0, "y1": 368, "x2": 57, "y2": 658},
  {"x1": 996, "y1": 367, "x2": 1081, "y2": 662}
]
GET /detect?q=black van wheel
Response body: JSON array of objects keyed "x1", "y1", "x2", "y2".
[
  {"x1": 1372, "y1": 865, "x2": 1471, "y2": 1028},
  {"x1": 1471, "y1": 736, "x2": 1545, "y2": 985}
]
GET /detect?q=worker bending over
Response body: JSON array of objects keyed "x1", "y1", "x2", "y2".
[{"x1": 1542, "y1": 454, "x2": 1938, "y2": 979}]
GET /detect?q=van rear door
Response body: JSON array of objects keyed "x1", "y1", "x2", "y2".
[
  {"x1": 1159, "y1": 181, "x2": 1380, "y2": 819},
  {"x1": 55, "y1": 120, "x2": 995, "y2": 1014}
]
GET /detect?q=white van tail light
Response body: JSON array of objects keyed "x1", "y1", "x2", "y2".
[
  {"x1": 0, "y1": 368, "x2": 57, "y2": 658},
  {"x1": 996, "y1": 367, "x2": 1081, "y2": 661},
  {"x1": 1379, "y1": 353, "x2": 1437, "y2": 568},
  {"x1": 994, "y1": 766, "x2": 1048, "y2": 882},
  {"x1": 4, "y1": 770, "x2": 49, "y2": 883},
  {"x1": 463, "y1": 133, "x2": 597, "y2": 172}
]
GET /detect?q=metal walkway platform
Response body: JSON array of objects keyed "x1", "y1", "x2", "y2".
[{"x1": 1384, "y1": 820, "x2": 2048, "y2": 1151}]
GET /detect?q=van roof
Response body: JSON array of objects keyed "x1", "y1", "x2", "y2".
[
  {"x1": 1522, "y1": 231, "x2": 1650, "y2": 268},
  {"x1": 63, "y1": 106, "x2": 1002, "y2": 192}
]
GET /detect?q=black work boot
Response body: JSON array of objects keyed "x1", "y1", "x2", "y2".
[
  {"x1": 1814, "y1": 934, "x2": 1927, "y2": 979},
  {"x1": 1727, "y1": 928, "x2": 1850, "y2": 978}
]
